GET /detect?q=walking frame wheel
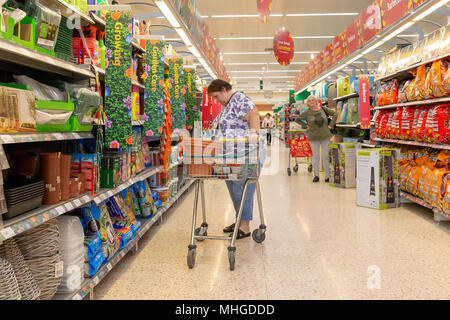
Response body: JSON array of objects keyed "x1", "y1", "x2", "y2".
[
  {"x1": 228, "y1": 250, "x2": 235, "y2": 271},
  {"x1": 252, "y1": 227, "x2": 266, "y2": 243},
  {"x1": 194, "y1": 226, "x2": 208, "y2": 242},
  {"x1": 287, "y1": 168, "x2": 291, "y2": 176},
  {"x1": 293, "y1": 165, "x2": 299, "y2": 173},
  {"x1": 187, "y1": 249, "x2": 196, "y2": 269},
  {"x1": 308, "y1": 164, "x2": 313, "y2": 173}
]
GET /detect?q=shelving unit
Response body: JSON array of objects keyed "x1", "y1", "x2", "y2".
[
  {"x1": 373, "y1": 138, "x2": 450, "y2": 150},
  {"x1": 53, "y1": 178, "x2": 195, "y2": 301},
  {"x1": 373, "y1": 97, "x2": 450, "y2": 110},
  {"x1": 401, "y1": 191, "x2": 449, "y2": 221},
  {"x1": 0, "y1": 132, "x2": 94, "y2": 144},
  {"x1": 333, "y1": 92, "x2": 358, "y2": 102},
  {"x1": 336, "y1": 123, "x2": 360, "y2": 128}
]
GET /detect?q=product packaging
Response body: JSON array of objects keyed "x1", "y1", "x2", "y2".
[
  {"x1": 329, "y1": 143, "x2": 357, "y2": 188},
  {"x1": 356, "y1": 148, "x2": 401, "y2": 210}
]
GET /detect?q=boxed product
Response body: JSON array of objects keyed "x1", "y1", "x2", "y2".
[
  {"x1": 357, "y1": 148, "x2": 401, "y2": 210},
  {"x1": 98, "y1": 202, "x2": 120, "y2": 261},
  {"x1": 100, "y1": 152, "x2": 121, "y2": 188},
  {"x1": 0, "y1": 85, "x2": 36, "y2": 132},
  {"x1": 329, "y1": 143, "x2": 357, "y2": 188},
  {"x1": 337, "y1": 77, "x2": 350, "y2": 97}
]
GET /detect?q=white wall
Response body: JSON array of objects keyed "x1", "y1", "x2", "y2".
[{"x1": 246, "y1": 92, "x2": 289, "y2": 104}]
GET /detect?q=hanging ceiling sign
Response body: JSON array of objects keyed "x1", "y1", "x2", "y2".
[
  {"x1": 344, "y1": 21, "x2": 360, "y2": 56},
  {"x1": 323, "y1": 44, "x2": 333, "y2": 69},
  {"x1": 380, "y1": 0, "x2": 413, "y2": 29},
  {"x1": 356, "y1": 0, "x2": 382, "y2": 46},
  {"x1": 273, "y1": 28, "x2": 294, "y2": 66},
  {"x1": 332, "y1": 32, "x2": 346, "y2": 65},
  {"x1": 413, "y1": 0, "x2": 427, "y2": 8},
  {"x1": 257, "y1": 0, "x2": 272, "y2": 23}
]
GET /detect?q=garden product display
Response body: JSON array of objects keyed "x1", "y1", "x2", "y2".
[
  {"x1": 40, "y1": 152, "x2": 61, "y2": 205},
  {"x1": 329, "y1": 143, "x2": 357, "y2": 188}
]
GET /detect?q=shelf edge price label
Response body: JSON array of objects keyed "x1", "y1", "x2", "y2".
[
  {"x1": 106, "y1": 263, "x2": 112, "y2": 271},
  {"x1": 53, "y1": 133, "x2": 64, "y2": 140},
  {"x1": 1, "y1": 135, "x2": 15, "y2": 144},
  {"x1": 93, "y1": 276, "x2": 99, "y2": 285},
  {"x1": 65, "y1": 202, "x2": 74, "y2": 212},
  {"x1": 1, "y1": 227, "x2": 15, "y2": 240},
  {"x1": 56, "y1": 206, "x2": 66, "y2": 215},
  {"x1": 73, "y1": 199, "x2": 82, "y2": 207}
]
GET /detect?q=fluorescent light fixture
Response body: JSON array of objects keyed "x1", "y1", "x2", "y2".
[
  {"x1": 233, "y1": 76, "x2": 295, "y2": 79},
  {"x1": 218, "y1": 37, "x2": 273, "y2": 40},
  {"x1": 383, "y1": 21, "x2": 414, "y2": 42},
  {"x1": 155, "y1": 1, "x2": 180, "y2": 28},
  {"x1": 286, "y1": 13, "x2": 358, "y2": 16},
  {"x1": 292, "y1": 36, "x2": 335, "y2": 39},
  {"x1": 225, "y1": 62, "x2": 308, "y2": 65},
  {"x1": 201, "y1": 15, "x2": 209, "y2": 18},
  {"x1": 188, "y1": 46, "x2": 201, "y2": 58},
  {"x1": 210, "y1": 14, "x2": 283, "y2": 18},
  {"x1": 269, "y1": 62, "x2": 308, "y2": 65},
  {"x1": 310, "y1": 53, "x2": 315, "y2": 59},
  {"x1": 412, "y1": 0, "x2": 449, "y2": 22},
  {"x1": 175, "y1": 28, "x2": 192, "y2": 46}
]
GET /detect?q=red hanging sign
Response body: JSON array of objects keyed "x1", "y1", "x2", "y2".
[
  {"x1": 380, "y1": 0, "x2": 413, "y2": 30},
  {"x1": 273, "y1": 28, "x2": 294, "y2": 66},
  {"x1": 413, "y1": 0, "x2": 426, "y2": 8},
  {"x1": 359, "y1": 76, "x2": 371, "y2": 129},
  {"x1": 257, "y1": 0, "x2": 272, "y2": 23},
  {"x1": 323, "y1": 44, "x2": 333, "y2": 69},
  {"x1": 356, "y1": 0, "x2": 382, "y2": 46},
  {"x1": 344, "y1": 21, "x2": 360, "y2": 56},
  {"x1": 332, "y1": 33, "x2": 346, "y2": 65},
  {"x1": 211, "y1": 98, "x2": 223, "y2": 123},
  {"x1": 201, "y1": 88, "x2": 211, "y2": 130}
]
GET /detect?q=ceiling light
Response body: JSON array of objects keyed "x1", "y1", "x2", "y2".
[
  {"x1": 229, "y1": 70, "x2": 302, "y2": 73},
  {"x1": 286, "y1": 13, "x2": 358, "y2": 17},
  {"x1": 233, "y1": 76, "x2": 295, "y2": 79},
  {"x1": 218, "y1": 37, "x2": 273, "y2": 40},
  {"x1": 175, "y1": 28, "x2": 192, "y2": 46},
  {"x1": 292, "y1": 36, "x2": 335, "y2": 39},
  {"x1": 310, "y1": 53, "x2": 314, "y2": 59},
  {"x1": 155, "y1": 1, "x2": 180, "y2": 28},
  {"x1": 210, "y1": 14, "x2": 283, "y2": 18},
  {"x1": 188, "y1": 46, "x2": 201, "y2": 58}
]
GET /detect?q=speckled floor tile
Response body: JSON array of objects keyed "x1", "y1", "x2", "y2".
[{"x1": 94, "y1": 145, "x2": 450, "y2": 300}]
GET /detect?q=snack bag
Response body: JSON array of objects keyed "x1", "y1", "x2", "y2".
[
  {"x1": 414, "y1": 107, "x2": 431, "y2": 141},
  {"x1": 443, "y1": 65, "x2": 450, "y2": 95},
  {"x1": 400, "y1": 107, "x2": 415, "y2": 140},
  {"x1": 441, "y1": 175, "x2": 450, "y2": 215},
  {"x1": 398, "y1": 80, "x2": 411, "y2": 103},
  {"x1": 400, "y1": 161, "x2": 413, "y2": 190},
  {"x1": 429, "y1": 169, "x2": 449, "y2": 208},
  {"x1": 417, "y1": 166, "x2": 433, "y2": 199},
  {"x1": 431, "y1": 104, "x2": 450, "y2": 144},
  {"x1": 405, "y1": 72, "x2": 417, "y2": 101},
  {"x1": 437, "y1": 150, "x2": 450, "y2": 170},
  {"x1": 406, "y1": 166, "x2": 421, "y2": 195},
  {"x1": 423, "y1": 107, "x2": 436, "y2": 143},
  {"x1": 428, "y1": 60, "x2": 448, "y2": 98}
]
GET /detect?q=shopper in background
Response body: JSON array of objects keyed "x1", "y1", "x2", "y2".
[
  {"x1": 207, "y1": 79, "x2": 264, "y2": 239},
  {"x1": 262, "y1": 113, "x2": 274, "y2": 145},
  {"x1": 295, "y1": 95, "x2": 337, "y2": 183}
]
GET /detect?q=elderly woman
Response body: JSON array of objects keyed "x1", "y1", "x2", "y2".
[
  {"x1": 295, "y1": 95, "x2": 337, "y2": 183},
  {"x1": 207, "y1": 79, "x2": 263, "y2": 239}
]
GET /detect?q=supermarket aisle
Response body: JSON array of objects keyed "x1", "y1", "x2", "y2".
[{"x1": 94, "y1": 140, "x2": 450, "y2": 300}]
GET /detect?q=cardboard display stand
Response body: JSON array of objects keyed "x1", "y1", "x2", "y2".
[{"x1": 329, "y1": 143, "x2": 357, "y2": 188}]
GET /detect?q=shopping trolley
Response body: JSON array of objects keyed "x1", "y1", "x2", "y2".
[
  {"x1": 183, "y1": 138, "x2": 266, "y2": 271},
  {"x1": 287, "y1": 129, "x2": 313, "y2": 176}
]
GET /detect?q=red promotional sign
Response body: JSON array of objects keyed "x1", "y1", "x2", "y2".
[
  {"x1": 273, "y1": 28, "x2": 294, "y2": 66},
  {"x1": 257, "y1": 0, "x2": 272, "y2": 23},
  {"x1": 359, "y1": 76, "x2": 371, "y2": 129},
  {"x1": 211, "y1": 98, "x2": 223, "y2": 123},
  {"x1": 332, "y1": 33, "x2": 346, "y2": 65},
  {"x1": 413, "y1": 0, "x2": 426, "y2": 8},
  {"x1": 323, "y1": 44, "x2": 333, "y2": 69},
  {"x1": 316, "y1": 52, "x2": 324, "y2": 75},
  {"x1": 345, "y1": 21, "x2": 360, "y2": 56},
  {"x1": 356, "y1": 0, "x2": 382, "y2": 45},
  {"x1": 380, "y1": 0, "x2": 413, "y2": 29}
]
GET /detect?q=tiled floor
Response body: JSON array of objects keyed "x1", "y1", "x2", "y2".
[{"x1": 94, "y1": 139, "x2": 450, "y2": 300}]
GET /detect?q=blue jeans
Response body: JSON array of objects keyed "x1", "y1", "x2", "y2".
[{"x1": 225, "y1": 147, "x2": 266, "y2": 222}]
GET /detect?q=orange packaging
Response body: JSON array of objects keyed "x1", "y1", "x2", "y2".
[
  {"x1": 423, "y1": 167, "x2": 435, "y2": 204},
  {"x1": 400, "y1": 161, "x2": 413, "y2": 190},
  {"x1": 406, "y1": 72, "x2": 417, "y2": 101},
  {"x1": 417, "y1": 166, "x2": 433, "y2": 199},
  {"x1": 405, "y1": 166, "x2": 422, "y2": 195},
  {"x1": 414, "y1": 65, "x2": 428, "y2": 100},
  {"x1": 428, "y1": 59, "x2": 448, "y2": 98},
  {"x1": 429, "y1": 169, "x2": 449, "y2": 208},
  {"x1": 441, "y1": 175, "x2": 450, "y2": 215}
]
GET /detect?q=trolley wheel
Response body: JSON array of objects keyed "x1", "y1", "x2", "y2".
[
  {"x1": 287, "y1": 168, "x2": 291, "y2": 176},
  {"x1": 194, "y1": 227, "x2": 207, "y2": 242},
  {"x1": 187, "y1": 249, "x2": 196, "y2": 269},
  {"x1": 293, "y1": 165, "x2": 299, "y2": 173},
  {"x1": 252, "y1": 229, "x2": 266, "y2": 243},
  {"x1": 308, "y1": 164, "x2": 313, "y2": 173},
  {"x1": 228, "y1": 250, "x2": 235, "y2": 271}
]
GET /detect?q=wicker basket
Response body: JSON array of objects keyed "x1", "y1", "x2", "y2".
[
  {"x1": 0, "y1": 239, "x2": 41, "y2": 300},
  {"x1": 0, "y1": 257, "x2": 21, "y2": 300},
  {"x1": 26, "y1": 253, "x2": 62, "y2": 300}
]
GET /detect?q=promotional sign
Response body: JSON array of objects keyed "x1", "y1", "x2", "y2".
[
  {"x1": 323, "y1": 44, "x2": 333, "y2": 69},
  {"x1": 144, "y1": 39, "x2": 165, "y2": 137},
  {"x1": 316, "y1": 52, "x2": 324, "y2": 75},
  {"x1": 359, "y1": 76, "x2": 371, "y2": 129},
  {"x1": 257, "y1": 0, "x2": 272, "y2": 23},
  {"x1": 380, "y1": 0, "x2": 413, "y2": 29},
  {"x1": 201, "y1": 87, "x2": 211, "y2": 130},
  {"x1": 273, "y1": 28, "x2": 294, "y2": 66},
  {"x1": 105, "y1": 11, "x2": 133, "y2": 149},
  {"x1": 184, "y1": 68, "x2": 200, "y2": 131},
  {"x1": 356, "y1": 0, "x2": 382, "y2": 45},
  {"x1": 332, "y1": 33, "x2": 346, "y2": 65},
  {"x1": 211, "y1": 98, "x2": 222, "y2": 123},
  {"x1": 413, "y1": 0, "x2": 427, "y2": 8},
  {"x1": 168, "y1": 57, "x2": 186, "y2": 130},
  {"x1": 344, "y1": 21, "x2": 360, "y2": 56}
]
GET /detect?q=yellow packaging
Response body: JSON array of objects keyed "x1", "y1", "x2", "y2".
[{"x1": 131, "y1": 91, "x2": 140, "y2": 121}]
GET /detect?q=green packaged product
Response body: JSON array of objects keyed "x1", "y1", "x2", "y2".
[{"x1": 33, "y1": 3, "x2": 61, "y2": 51}]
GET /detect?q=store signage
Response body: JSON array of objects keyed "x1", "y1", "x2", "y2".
[
  {"x1": 380, "y1": 0, "x2": 413, "y2": 29},
  {"x1": 332, "y1": 33, "x2": 346, "y2": 65},
  {"x1": 273, "y1": 28, "x2": 294, "y2": 66},
  {"x1": 144, "y1": 39, "x2": 165, "y2": 136},
  {"x1": 356, "y1": 0, "x2": 382, "y2": 45},
  {"x1": 211, "y1": 98, "x2": 223, "y2": 123},
  {"x1": 344, "y1": 21, "x2": 360, "y2": 55},
  {"x1": 257, "y1": 0, "x2": 272, "y2": 23},
  {"x1": 201, "y1": 88, "x2": 211, "y2": 130},
  {"x1": 359, "y1": 76, "x2": 371, "y2": 129},
  {"x1": 323, "y1": 44, "x2": 333, "y2": 69},
  {"x1": 169, "y1": 57, "x2": 186, "y2": 130},
  {"x1": 316, "y1": 52, "x2": 324, "y2": 75},
  {"x1": 105, "y1": 11, "x2": 133, "y2": 149},
  {"x1": 184, "y1": 68, "x2": 199, "y2": 131},
  {"x1": 413, "y1": 0, "x2": 427, "y2": 8}
]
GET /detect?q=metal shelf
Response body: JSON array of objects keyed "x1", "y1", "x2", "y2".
[
  {"x1": 132, "y1": 40, "x2": 145, "y2": 53},
  {"x1": 0, "y1": 193, "x2": 93, "y2": 242},
  {"x1": 374, "y1": 138, "x2": 450, "y2": 150},
  {"x1": 373, "y1": 96, "x2": 450, "y2": 110},
  {"x1": 336, "y1": 123, "x2": 360, "y2": 128},
  {"x1": 400, "y1": 191, "x2": 449, "y2": 221},
  {"x1": 360, "y1": 143, "x2": 377, "y2": 148},
  {"x1": 89, "y1": 12, "x2": 106, "y2": 29},
  {"x1": 0, "y1": 132, "x2": 94, "y2": 144},
  {"x1": 333, "y1": 93, "x2": 359, "y2": 102},
  {"x1": 54, "y1": 179, "x2": 195, "y2": 300},
  {"x1": 375, "y1": 53, "x2": 450, "y2": 82}
]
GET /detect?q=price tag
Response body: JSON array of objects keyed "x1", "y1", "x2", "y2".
[
  {"x1": 1, "y1": 227, "x2": 15, "y2": 239},
  {"x1": 65, "y1": 202, "x2": 74, "y2": 211},
  {"x1": 106, "y1": 264, "x2": 112, "y2": 272},
  {"x1": 56, "y1": 206, "x2": 66, "y2": 215},
  {"x1": 73, "y1": 133, "x2": 82, "y2": 139},
  {"x1": 82, "y1": 195, "x2": 91, "y2": 202},
  {"x1": 55, "y1": 261, "x2": 64, "y2": 278},
  {"x1": 93, "y1": 276, "x2": 99, "y2": 285},
  {"x1": 72, "y1": 294, "x2": 82, "y2": 300},
  {"x1": 107, "y1": 191, "x2": 113, "y2": 198},
  {"x1": 1, "y1": 135, "x2": 15, "y2": 144},
  {"x1": 73, "y1": 199, "x2": 82, "y2": 207},
  {"x1": 53, "y1": 133, "x2": 64, "y2": 140}
]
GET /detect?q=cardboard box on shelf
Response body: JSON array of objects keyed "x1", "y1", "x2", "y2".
[
  {"x1": 0, "y1": 85, "x2": 36, "y2": 133},
  {"x1": 357, "y1": 148, "x2": 401, "y2": 210},
  {"x1": 329, "y1": 143, "x2": 357, "y2": 188}
]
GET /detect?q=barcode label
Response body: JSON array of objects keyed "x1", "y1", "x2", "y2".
[
  {"x1": 1, "y1": 227, "x2": 15, "y2": 239},
  {"x1": 56, "y1": 206, "x2": 66, "y2": 215},
  {"x1": 53, "y1": 133, "x2": 64, "y2": 140},
  {"x1": 55, "y1": 261, "x2": 64, "y2": 278},
  {"x1": 82, "y1": 195, "x2": 91, "y2": 202},
  {"x1": 65, "y1": 203, "x2": 74, "y2": 211},
  {"x1": 73, "y1": 199, "x2": 82, "y2": 207},
  {"x1": 93, "y1": 276, "x2": 99, "y2": 285},
  {"x1": 1, "y1": 135, "x2": 15, "y2": 143},
  {"x1": 106, "y1": 264, "x2": 112, "y2": 271}
]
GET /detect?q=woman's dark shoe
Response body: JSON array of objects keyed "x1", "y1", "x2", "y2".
[
  {"x1": 223, "y1": 223, "x2": 235, "y2": 233},
  {"x1": 230, "y1": 229, "x2": 251, "y2": 240},
  {"x1": 325, "y1": 177, "x2": 330, "y2": 183},
  {"x1": 313, "y1": 176, "x2": 319, "y2": 183}
]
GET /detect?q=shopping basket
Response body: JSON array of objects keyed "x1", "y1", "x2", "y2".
[
  {"x1": 183, "y1": 137, "x2": 266, "y2": 271},
  {"x1": 287, "y1": 129, "x2": 313, "y2": 176}
]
